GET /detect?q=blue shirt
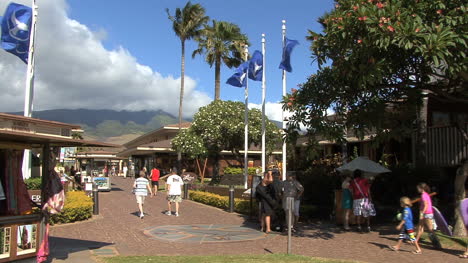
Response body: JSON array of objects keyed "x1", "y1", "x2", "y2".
[
  {"x1": 403, "y1": 207, "x2": 414, "y2": 230},
  {"x1": 134, "y1": 178, "x2": 149, "y2": 196}
]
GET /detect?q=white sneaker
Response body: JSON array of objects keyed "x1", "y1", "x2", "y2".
[
  {"x1": 140, "y1": 213, "x2": 144, "y2": 219},
  {"x1": 175, "y1": 212, "x2": 179, "y2": 217},
  {"x1": 165, "y1": 211, "x2": 172, "y2": 216}
]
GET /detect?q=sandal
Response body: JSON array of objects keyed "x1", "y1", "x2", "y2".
[
  {"x1": 459, "y1": 254, "x2": 468, "y2": 258},
  {"x1": 412, "y1": 250, "x2": 422, "y2": 255},
  {"x1": 389, "y1": 246, "x2": 399, "y2": 251}
]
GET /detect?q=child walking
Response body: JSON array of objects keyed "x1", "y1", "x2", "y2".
[
  {"x1": 390, "y1": 197, "x2": 422, "y2": 254},
  {"x1": 416, "y1": 182, "x2": 441, "y2": 249}
]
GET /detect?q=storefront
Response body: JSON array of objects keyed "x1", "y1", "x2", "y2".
[{"x1": 0, "y1": 114, "x2": 117, "y2": 262}]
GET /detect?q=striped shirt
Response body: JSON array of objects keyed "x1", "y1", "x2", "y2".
[{"x1": 134, "y1": 178, "x2": 149, "y2": 196}]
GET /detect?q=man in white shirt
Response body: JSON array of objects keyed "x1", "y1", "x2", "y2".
[{"x1": 165, "y1": 168, "x2": 184, "y2": 217}]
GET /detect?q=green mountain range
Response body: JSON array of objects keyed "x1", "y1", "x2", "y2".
[{"x1": 10, "y1": 109, "x2": 178, "y2": 143}]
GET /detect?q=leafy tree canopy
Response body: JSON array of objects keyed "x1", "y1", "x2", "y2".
[
  {"x1": 173, "y1": 100, "x2": 281, "y2": 159},
  {"x1": 286, "y1": 0, "x2": 467, "y2": 142}
]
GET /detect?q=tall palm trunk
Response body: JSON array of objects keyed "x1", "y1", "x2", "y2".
[
  {"x1": 178, "y1": 40, "x2": 185, "y2": 171},
  {"x1": 214, "y1": 55, "x2": 221, "y2": 100}
]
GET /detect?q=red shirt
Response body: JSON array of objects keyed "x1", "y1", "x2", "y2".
[
  {"x1": 350, "y1": 177, "x2": 370, "y2": 199},
  {"x1": 150, "y1": 168, "x2": 160, "y2": 181}
]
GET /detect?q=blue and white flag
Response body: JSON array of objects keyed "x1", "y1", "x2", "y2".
[
  {"x1": 226, "y1": 62, "x2": 248, "y2": 87},
  {"x1": 248, "y1": 50, "x2": 263, "y2": 81},
  {"x1": 279, "y1": 38, "x2": 299, "y2": 72},
  {"x1": 1, "y1": 3, "x2": 33, "y2": 63}
]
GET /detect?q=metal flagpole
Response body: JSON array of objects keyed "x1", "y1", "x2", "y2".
[
  {"x1": 261, "y1": 34, "x2": 266, "y2": 173},
  {"x1": 22, "y1": 0, "x2": 38, "y2": 179},
  {"x1": 244, "y1": 44, "x2": 249, "y2": 189},
  {"x1": 281, "y1": 20, "x2": 287, "y2": 180}
]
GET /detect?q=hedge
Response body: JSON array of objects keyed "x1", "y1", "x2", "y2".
[
  {"x1": 189, "y1": 191, "x2": 255, "y2": 214},
  {"x1": 223, "y1": 167, "x2": 259, "y2": 176},
  {"x1": 25, "y1": 177, "x2": 42, "y2": 190},
  {"x1": 50, "y1": 191, "x2": 93, "y2": 225}
]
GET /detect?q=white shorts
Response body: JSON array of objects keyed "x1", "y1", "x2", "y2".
[
  {"x1": 136, "y1": 195, "x2": 146, "y2": 204},
  {"x1": 294, "y1": 200, "x2": 300, "y2": 217}
]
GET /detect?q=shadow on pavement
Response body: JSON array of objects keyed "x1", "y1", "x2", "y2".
[{"x1": 46, "y1": 236, "x2": 113, "y2": 262}]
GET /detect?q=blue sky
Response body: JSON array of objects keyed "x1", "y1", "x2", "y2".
[
  {"x1": 0, "y1": 0, "x2": 335, "y2": 120},
  {"x1": 67, "y1": 0, "x2": 334, "y2": 107}
]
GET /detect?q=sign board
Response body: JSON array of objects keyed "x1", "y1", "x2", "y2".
[
  {"x1": 85, "y1": 183, "x2": 93, "y2": 191},
  {"x1": 93, "y1": 177, "x2": 111, "y2": 191}
]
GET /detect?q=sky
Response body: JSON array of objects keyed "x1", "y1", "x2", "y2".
[{"x1": 0, "y1": 0, "x2": 335, "y2": 121}]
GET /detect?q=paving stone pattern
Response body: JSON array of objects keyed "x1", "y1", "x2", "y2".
[{"x1": 46, "y1": 177, "x2": 466, "y2": 263}]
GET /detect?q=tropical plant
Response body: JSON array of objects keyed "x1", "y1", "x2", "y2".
[
  {"x1": 172, "y1": 100, "x2": 281, "y2": 183},
  {"x1": 192, "y1": 20, "x2": 249, "y2": 100},
  {"x1": 285, "y1": 0, "x2": 467, "y2": 235},
  {"x1": 166, "y1": 1, "x2": 209, "y2": 169}
]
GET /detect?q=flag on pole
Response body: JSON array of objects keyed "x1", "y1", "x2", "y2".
[
  {"x1": 226, "y1": 62, "x2": 248, "y2": 87},
  {"x1": 279, "y1": 37, "x2": 299, "y2": 72},
  {"x1": 1, "y1": 2, "x2": 33, "y2": 63},
  {"x1": 248, "y1": 50, "x2": 263, "y2": 81}
]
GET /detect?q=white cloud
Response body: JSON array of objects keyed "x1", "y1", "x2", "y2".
[
  {"x1": 0, "y1": 0, "x2": 211, "y2": 118},
  {"x1": 248, "y1": 101, "x2": 285, "y2": 122}
]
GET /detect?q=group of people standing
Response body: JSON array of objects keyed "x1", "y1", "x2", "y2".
[
  {"x1": 132, "y1": 167, "x2": 184, "y2": 219},
  {"x1": 341, "y1": 169, "x2": 440, "y2": 255},
  {"x1": 341, "y1": 169, "x2": 376, "y2": 232},
  {"x1": 255, "y1": 170, "x2": 304, "y2": 233}
]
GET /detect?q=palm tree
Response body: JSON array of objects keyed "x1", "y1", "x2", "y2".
[
  {"x1": 193, "y1": 20, "x2": 248, "y2": 100},
  {"x1": 166, "y1": 2, "x2": 209, "y2": 169}
]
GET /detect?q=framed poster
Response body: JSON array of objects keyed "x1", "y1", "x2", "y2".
[
  {"x1": 0, "y1": 227, "x2": 11, "y2": 259},
  {"x1": 16, "y1": 224, "x2": 37, "y2": 256}
]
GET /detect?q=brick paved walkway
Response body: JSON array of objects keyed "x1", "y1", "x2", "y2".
[{"x1": 45, "y1": 177, "x2": 466, "y2": 263}]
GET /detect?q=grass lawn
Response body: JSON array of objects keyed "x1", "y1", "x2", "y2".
[
  {"x1": 422, "y1": 232, "x2": 468, "y2": 249},
  {"x1": 99, "y1": 254, "x2": 358, "y2": 263}
]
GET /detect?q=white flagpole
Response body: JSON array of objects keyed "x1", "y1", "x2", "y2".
[
  {"x1": 22, "y1": 0, "x2": 38, "y2": 179},
  {"x1": 261, "y1": 34, "x2": 266, "y2": 173},
  {"x1": 281, "y1": 20, "x2": 287, "y2": 181},
  {"x1": 244, "y1": 44, "x2": 249, "y2": 189}
]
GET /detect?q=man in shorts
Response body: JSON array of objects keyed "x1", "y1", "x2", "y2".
[
  {"x1": 133, "y1": 171, "x2": 153, "y2": 219},
  {"x1": 165, "y1": 168, "x2": 183, "y2": 217},
  {"x1": 282, "y1": 173, "x2": 304, "y2": 232},
  {"x1": 150, "y1": 166, "x2": 160, "y2": 196}
]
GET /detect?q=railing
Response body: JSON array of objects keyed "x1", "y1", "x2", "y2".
[{"x1": 426, "y1": 124, "x2": 468, "y2": 166}]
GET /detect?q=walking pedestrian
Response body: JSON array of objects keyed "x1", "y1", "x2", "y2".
[
  {"x1": 122, "y1": 164, "x2": 128, "y2": 178},
  {"x1": 415, "y1": 182, "x2": 441, "y2": 249},
  {"x1": 349, "y1": 170, "x2": 375, "y2": 232},
  {"x1": 150, "y1": 166, "x2": 160, "y2": 196},
  {"x1": 390, "y1": 197, "x2": 422, "y2": 254},
  {"x1": 165, "y1": 168, "x2": 183, "y2": 217},
  {"x1": 133, "y1": 171, "x2": 152, "y2": 219}
]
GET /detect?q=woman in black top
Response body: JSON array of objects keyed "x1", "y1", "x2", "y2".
[{"x1": 256, "y1": 174, "x2": 277, "y2": 233}]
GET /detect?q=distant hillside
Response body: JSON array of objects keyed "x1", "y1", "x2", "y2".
[{"x1": 9, "y1": 109, "x2": 179, "y2": 142}]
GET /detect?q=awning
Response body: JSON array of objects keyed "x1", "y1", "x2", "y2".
[{"x1": 0, "y1": 130, "x2": 120, "y2": 149}]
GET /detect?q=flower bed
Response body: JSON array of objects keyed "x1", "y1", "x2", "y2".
[
  {"x1": 50, "y1": 191, "x2": 93, "y2": 225},
  {"x1": 189, "y1": 190, "x2": 255, "y2": 214}
]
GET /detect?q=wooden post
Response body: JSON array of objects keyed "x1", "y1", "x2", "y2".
[{"x1": 38, "y1": 143, "x2": 50, "y2": 246}]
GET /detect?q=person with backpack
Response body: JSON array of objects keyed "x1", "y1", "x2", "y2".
[{"x1": 282, "y1": 173, "x2": 304, "y2": 232}]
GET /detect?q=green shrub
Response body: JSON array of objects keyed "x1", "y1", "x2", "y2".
[
  {"x1": 50, "y1": 191, "x2": 93, "y2": 225},
  {"x1": 25, "y1": 177, "x2": 42, "y2": 190},
  {"x1": 189, "y1": 191, "x2": 256, "y2": 214},
  {"x1": 223, "y1": 167, "x2": 258, "y2": 175}
]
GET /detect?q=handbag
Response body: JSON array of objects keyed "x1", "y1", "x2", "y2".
[{"x1": 354, "y1": 179, "x2": 376, "y2": 216}]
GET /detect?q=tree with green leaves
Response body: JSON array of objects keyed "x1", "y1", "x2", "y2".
[
  {"x1": 286, "y1": 0, "x2": 467, "y2": 235},
  {"x1": 193, "y1": 20, "x2": 249, "y2": 100},
  {"x1": 166, "y1": 1, "x2": 209, "y2": 169},
  {"x1": 172, "y1": 100, "x2": 281, "y2": 184}
]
